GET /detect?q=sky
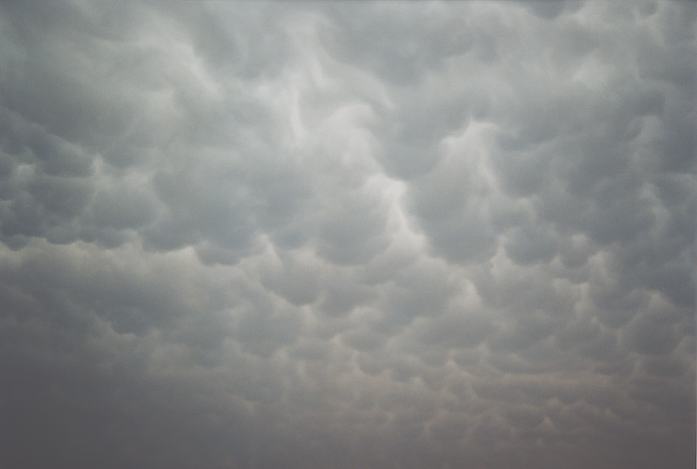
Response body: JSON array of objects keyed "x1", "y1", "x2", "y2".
[{"x1": 0, "y1": 1, "x2": 695, "y2": 468}]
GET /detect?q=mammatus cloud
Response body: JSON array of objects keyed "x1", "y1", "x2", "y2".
[{"x1": 0, "y1": 1, "x2": 694, "y2": 468}]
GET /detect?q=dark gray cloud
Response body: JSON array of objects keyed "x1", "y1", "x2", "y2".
[{"x1": 0, "y1": 1, "x2": 694, "y2": 468}]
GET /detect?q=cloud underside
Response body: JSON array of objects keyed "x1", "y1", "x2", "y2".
[{"x1": 0, "y1": 1, "x2": 695, "y2": 468}]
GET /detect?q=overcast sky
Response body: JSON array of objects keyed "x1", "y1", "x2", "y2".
[{"x1": 0, "y1": 1, "x2": 695, "y2": 468}]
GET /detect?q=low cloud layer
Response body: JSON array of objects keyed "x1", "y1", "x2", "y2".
[{"x1": 0, "y1": 1, "x2": 695, "y2": 468}]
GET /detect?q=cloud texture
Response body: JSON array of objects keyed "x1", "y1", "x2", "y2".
[{"x1": 0, "y1": 1, "x2": 695, "y2": 468}]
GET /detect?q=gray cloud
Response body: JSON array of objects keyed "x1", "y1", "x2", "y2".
[{"x1": 0, "y1": 1, "x2": 694, "y2": 468}]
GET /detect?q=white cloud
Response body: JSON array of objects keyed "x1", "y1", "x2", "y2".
[{"x1": 0, "y1": 1, "x2": 694, "y2": 468}]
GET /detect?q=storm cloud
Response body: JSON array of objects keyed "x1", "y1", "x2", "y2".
[{"x1": 0, "y1": 1, "x2": 695, "y2": 468}]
